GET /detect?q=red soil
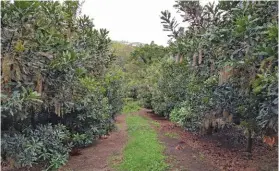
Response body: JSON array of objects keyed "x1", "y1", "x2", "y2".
[
  {"x1": 60, "y1": 114, "x2": 127, "y2": 171},
  {"x1": 140, "y1": 108, "x2": 278, "y2": 171}
]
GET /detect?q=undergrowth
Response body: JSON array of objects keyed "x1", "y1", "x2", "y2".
[{"x1": 122, "y1": 99, "x2": 141, "y2": 114}]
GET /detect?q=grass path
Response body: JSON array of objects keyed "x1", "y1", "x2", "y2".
[
  {"x1": 61, "y1": 101, "x2": 278, "y2": 171},
  {"x1": 116, "y1": 102, "x2": 168, "y2": 171}
]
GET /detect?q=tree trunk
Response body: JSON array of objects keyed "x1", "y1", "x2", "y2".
[
  {"x1": 210, "y1": 59, "x2": 215, "y2": 75},
  {"x1": 192, "y1": 53, "x2": 197, "y2": 66},
  {"x1": 31, "y1": 109, "x2": 36, "y2": 129},
  {"x1": 198, "y1": 49, "x2": 202, "y2": 64},
  {"x1": 207, "y1": 125, "x2": 213, "y2": 135},
  {"x1": 179, "y1": 54, "x2": 183, "y2": 63},
  {"x1": 176, "y1": 54, "x2": 179, "y2": 63},
  {"x1": 246, "y1": 129, "x2": 252, "y2": 153}
]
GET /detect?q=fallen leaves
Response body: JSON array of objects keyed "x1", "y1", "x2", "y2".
[{"x1": 175, "y1": 145, "x2": 184, "y2": 150}]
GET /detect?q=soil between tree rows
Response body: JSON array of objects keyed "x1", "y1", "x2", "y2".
[
  {"x1": 139, "y1": 108, "x2": 218, "y2": 171},
  {"x1": 140, "y1": 108, "x2": 278, "y2": 171},
  {"x1": 60, "y1": 109, "x2": 277, "y2": 171},
  {"x1": 60, "y1": 114, "x2": 128, "y2": 171}
]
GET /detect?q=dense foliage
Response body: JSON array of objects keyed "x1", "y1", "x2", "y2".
[
  {"x1": 127, "y1": 1, "x2": 278, "y2": 153},
  {"x1": 1, "y1": 1, "x2": 278, "y2": 169},
  {"x1": 2, "y1": 124, "x2": 71, "y2": 170},
  {"x1": 165, "y1": 1, "x2": 277, "y2": 137},
  {"x1": 1, "y1": 1, "x2": 124, "y2": 170},
  {"x1": 122, "y1": 42, "x2": 168, "y2": 100}
]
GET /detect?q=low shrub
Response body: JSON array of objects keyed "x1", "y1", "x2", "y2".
[
  {"x1": 1, "y1": 124, "x2": 72, "y2": 170},
  {"x1": 170, "y1": 101, "x2": 199, "y2": 132},
  {"x1": 70, "y1": 133, "x2": 90, "y2": 148}
]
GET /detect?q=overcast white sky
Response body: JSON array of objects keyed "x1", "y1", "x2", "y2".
[{"x1": 81, "y1": 0, "x2": 216, "y2": 46}]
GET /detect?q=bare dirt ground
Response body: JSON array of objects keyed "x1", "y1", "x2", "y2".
[
  {"x1": 140, "y1": 108, "x2": 278, "y2": 171},
  {"x1": 60, "y1": 114, "x2": 127, "y2": 171}
]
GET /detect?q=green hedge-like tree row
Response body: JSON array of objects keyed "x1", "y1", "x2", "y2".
[
  {"x1": 131, "y1": 1, "x2": 277, "y2": 153},
  {"x1": 1, "y1": 1, "x2": 124, "y2": 170}
]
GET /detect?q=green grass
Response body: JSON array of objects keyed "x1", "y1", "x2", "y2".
[
  {"x1": 109, "y1": 151, "x2": 123, "y2": 169},
  {"x1": 122, "y1": 99, "x2": 141, "y2": 114},
  {"x1": 150, "y1": 120, "x2": 160, "y2": 128},
  {"x1": 164, "y1": 132, "x2": 179, "y2": 139},
  {"x1": 117, "y1": 113, "x2": 168, "y2": 171}
]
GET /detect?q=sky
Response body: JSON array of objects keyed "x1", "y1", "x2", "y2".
[{"x1": 81, "y1": 0, "x2": 216, "y2": 46}]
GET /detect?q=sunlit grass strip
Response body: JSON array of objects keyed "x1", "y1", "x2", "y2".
[{"x1": 117, "y1": 113, "x2": 168, "y2": 171}]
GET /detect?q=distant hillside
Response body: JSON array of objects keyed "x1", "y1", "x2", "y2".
[
  {"x1": 112, "y1": 40, "x2": 144, "y2": 47},
  {"x1": 111, "y1": 41, "x2": 137, "y2": 68},
  {"x1": 128, "y1": 42, "x2": 144, "y2": 47}
]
